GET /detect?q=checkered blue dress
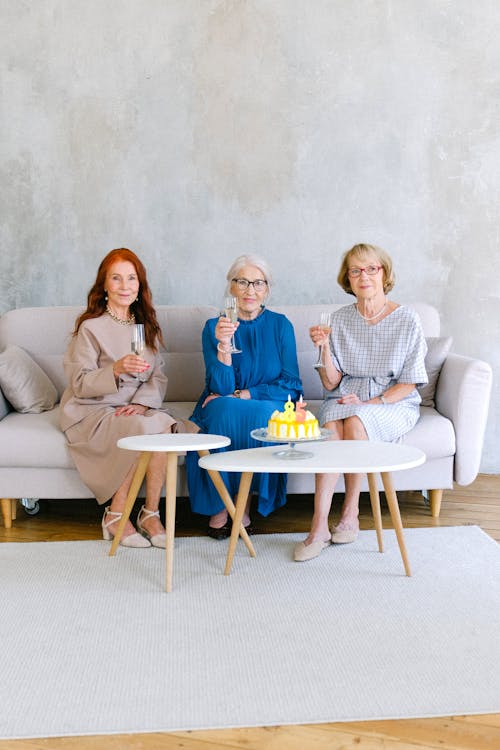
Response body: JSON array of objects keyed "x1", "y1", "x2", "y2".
[{"x1": 318, "y1": 304, "x2": 428, "y2": 441}]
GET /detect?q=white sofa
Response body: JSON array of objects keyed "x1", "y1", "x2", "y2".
[{"x1": 0, "y1": 304, "x2": 493, "y2": 528}]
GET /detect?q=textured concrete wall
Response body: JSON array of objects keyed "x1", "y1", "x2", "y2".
[{"x1": 1, "y1": 0, "x2": 498, "y2": 471}]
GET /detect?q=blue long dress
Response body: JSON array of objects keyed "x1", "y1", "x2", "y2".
[{"x1": 186, "y1": 307, "x2": 303, "y2": 517}]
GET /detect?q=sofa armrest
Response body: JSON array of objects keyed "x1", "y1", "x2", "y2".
[{"x1": 435, "y1": 353, "x2": 492, "y2": 485}]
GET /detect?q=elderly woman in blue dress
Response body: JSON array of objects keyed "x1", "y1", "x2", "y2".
[
  {"x1": 294, "y1": 243, "x2": 428, "y2": 562},
  {"x1": 186, "y1": 254, "x2": 302, "y2": 538}
]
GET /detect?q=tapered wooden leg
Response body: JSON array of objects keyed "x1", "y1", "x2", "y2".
[
  {"x1": 198, "y1": 450, "x2": 255, "y2": 557},
  {"x1": 1, "y1": 498, "x2": 13, "y2": 529},
  {"x1": 429, "y1": 489, "x2": 443, "y2": 518},
  {"x1": 367, "y1": 473, "x2": 384, "y2": 552},
  {"x1": 164, "y1": 452, "x2": 178, "y2": 593},
  {"x1": 109, "y1": 452, "x2": 152, "y2": 557},
  {"x1": 11, "y1": 499, "x2": 16, "y2": 520},
  {"x1": 225, "y1": 471, "x2": 253, "y2": 576},
  {"x1": 380, "y1": 471, "x2": 411, "y2": 576}
]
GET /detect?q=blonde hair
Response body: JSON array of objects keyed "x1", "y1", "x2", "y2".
[{"x1": 337, "y1": 243, "x2": 395, "y2": 296}]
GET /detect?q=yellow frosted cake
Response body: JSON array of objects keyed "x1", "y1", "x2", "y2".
[{"x1": 267, "y1": 396, "x2": 320, "y2": 439}]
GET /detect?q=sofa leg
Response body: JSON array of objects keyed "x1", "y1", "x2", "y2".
[
  {"x1": 1, "y1": 498, "x2": 15, "y2": 528},
  {"x1": 429, "y1": 489, "x2": 443, "y2": 518}
]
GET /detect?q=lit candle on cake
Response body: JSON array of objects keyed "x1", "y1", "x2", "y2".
[
  {"x1": 295, "y1": 395, "x2": 307, "y2": 422},
  {"x1": 284, "y1": 395, "x2": 295, "y2": 422}
]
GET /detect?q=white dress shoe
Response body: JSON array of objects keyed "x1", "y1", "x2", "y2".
[
  {"x1": 137, "y1": 505, "x2": 167, "y2": 548},
  {"x1": 294, "y1": 539, "x2": 331, "y2": 562},
  {"x1": 101, "y1": 507, "x2": 151, "y2": 548}
]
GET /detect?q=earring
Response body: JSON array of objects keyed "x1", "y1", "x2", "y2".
[
  {"x1": 135, "y1": 296, "x2": 139, "y2": 302},
  {"x1": 104, "y1": 293, "x2": 108, "y2": 301}
]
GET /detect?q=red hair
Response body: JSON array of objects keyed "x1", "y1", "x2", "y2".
[{"x1": 73, "y1": 248, "x2": 163, "y2": 351}]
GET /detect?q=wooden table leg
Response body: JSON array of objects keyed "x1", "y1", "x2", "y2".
[
  {"x1": 367, "y1": 472, "x2": 384, "y2": 552},
  {"x1": 109, "y1": 451, "x2": 152, "y2": 557},
  {"x1": 198, "y1": 450, "x2": 255, "y2": 558},
  {"x1": 225, "y1": 471, "x2": 253, "y2": 576},
  {"x1": 165, "y1": 452, "x2": 178, "y2": 593},
  {"x1": 380, "y1": 471, "x2": 411, "y2": 576}
]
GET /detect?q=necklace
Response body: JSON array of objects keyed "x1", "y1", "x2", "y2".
[
  {"x1": 106, "y1": 304, "x2": 135, "y2": 325},
  {"x1": 356, "y1": 299, "x2": 388, "y2": 321}
]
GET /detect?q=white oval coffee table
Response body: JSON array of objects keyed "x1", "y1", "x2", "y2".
[
  {"x1": 112, "y1": 433, "x2": 236, "y2": 592},
  {"x1": 199, "y1": 440, "x2": 425, "y2": 577}
]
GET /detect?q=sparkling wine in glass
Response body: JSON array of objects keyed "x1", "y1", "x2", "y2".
[
  {"x1": 313, "y1": 312, "x2": 333, "y2": 369},
  {"x1": 223, "y1": 296, "x2": 242, "y2": 354},
  {"x1": 131, "y1": 323, "x2": 147, "y2": 381}
]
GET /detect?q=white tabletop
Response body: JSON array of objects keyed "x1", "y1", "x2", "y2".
[
  {"x1": 117, "y1": 433, "x2": 230, "y2": 453},
  {"x1": 198, "y1": 440, "x2": 425, "y2": 474}
]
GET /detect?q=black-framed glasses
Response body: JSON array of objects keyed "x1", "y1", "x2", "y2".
[
  {"x1": 347, "y1": 265, "x2": 382, "y2": 278},
  {"x1": 232, "y1": 278, "x2": 268, "y2": 291}
]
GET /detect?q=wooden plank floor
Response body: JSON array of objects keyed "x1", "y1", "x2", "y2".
[{"x1": 1, "y1": 475, "x2": 499, "y2": 750}]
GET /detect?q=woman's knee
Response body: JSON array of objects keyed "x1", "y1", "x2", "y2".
[
  {"x1": 343, "y1": 416, "x2": 367, "y2": 440},
  {"x1": 324, "y1": 420, "x2": 343, "y2": 440}
]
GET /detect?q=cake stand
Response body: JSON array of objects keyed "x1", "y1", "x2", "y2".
[{"x1": 250, "y1": 427, "x2": 331, "y2": 460}]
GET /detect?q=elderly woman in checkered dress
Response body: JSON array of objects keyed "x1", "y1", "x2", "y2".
[{"x1": 294, "y1": 243, "x2": 428, "y2": 562}]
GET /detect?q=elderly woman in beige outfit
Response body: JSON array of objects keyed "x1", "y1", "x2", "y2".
[{"x1": 60, "y1": 248, "x2": 195, "y2": 548}]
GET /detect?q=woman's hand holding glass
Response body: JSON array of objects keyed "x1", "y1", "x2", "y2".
[
  {"x1": 131, "y1": 323, "x2": 149, "y2": 381},
  {"x1": 217, "y1": 297, "x2": 241, "y2": 354},
  {"x1": 311, "y1": 312, "x2": 333, "y2": 369},
  {"x1": 113, "y1": 323, "x2": 150, "y2": 380},
  {"x1": 112, "y1": 352, "x2": 150, "y2": 380}
]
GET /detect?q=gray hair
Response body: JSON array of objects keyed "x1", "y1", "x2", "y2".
[{"x1": 225, "y1": 254, "x2": 273, "y2": 295}]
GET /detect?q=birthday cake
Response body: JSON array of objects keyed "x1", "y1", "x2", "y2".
[{"x1": 267, "y1": 396, "x2": 321, "y2": 439}]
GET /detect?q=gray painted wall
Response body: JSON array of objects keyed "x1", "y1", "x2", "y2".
[{"x1": 1, "y1": 0, "x2": 498, "y2": 472}]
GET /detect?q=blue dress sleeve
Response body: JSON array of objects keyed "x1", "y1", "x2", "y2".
[
  {"x1": 202, "y1": 318, "x2": 237, "y2": 396},
  {"x1": 248, "y1": 316, "x2": 302, "y2": 401}
]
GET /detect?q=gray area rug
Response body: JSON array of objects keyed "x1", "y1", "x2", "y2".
[{"x1": 1, "y1": 526, "x2": 499, "y2": 739}]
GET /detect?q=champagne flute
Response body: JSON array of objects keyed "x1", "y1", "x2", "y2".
[
  {"x1": 131, "y1": 323, "x2": 147, "y2": 381},
  {"x1": 313, "y1": 312, "x2": 333, "y2": 369},
  {"x1": 223, "y1": 296, "x2": 242, "y2": 354}
]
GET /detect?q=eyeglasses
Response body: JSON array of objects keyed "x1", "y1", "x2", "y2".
[
  {"x1": 232, "y1": 278, "x2": 268, "y2": 292},
  {"x1": 347, "y1": 265, "x2": 382, "y2": 278}
]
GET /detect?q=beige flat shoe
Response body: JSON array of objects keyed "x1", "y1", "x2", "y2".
[
  {"x1": 294, "y1": 539, "x2": 331, "y2": 562},
  {"x1": 331, "y1": 526, "x2": 359, "y2": 544}
]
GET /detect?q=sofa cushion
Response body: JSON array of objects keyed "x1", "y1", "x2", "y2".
[
  {"x1": 419, "y1": 337, "x2": 453, "y2": 408},
  {"x1": 163, "y1": 353, "x2": 206, "y2": 402},
  {"x1": 400, "y1": 406, "x2": 455, "y2": 458},
  {"x1": 161, "y1": 401, "x2": 198, "y2": 423},
  {"x1": 0, "y1": 345, "x2": 58, "y2": 413},
  {"x1": 0, "y1": 407, "x2": 72, "y2": 468}
]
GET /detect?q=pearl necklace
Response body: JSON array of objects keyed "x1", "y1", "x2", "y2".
[
  {"x1": 106, "y1": 304, "x2": 135, "y2": 325},
  {"x1": 356, "y1": 299, "x2": 388, "y2": 321}
]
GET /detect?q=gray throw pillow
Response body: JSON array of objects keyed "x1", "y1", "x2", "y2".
[
  {"x1": 0, "y1": 345, "x2": 58, "y2": 413},
  {"x1": 418, "y1": 337, "x2": 453, "y2": 408},
  {"x1": 0, "y1": 386, "x2": 10, "y2": 419}
]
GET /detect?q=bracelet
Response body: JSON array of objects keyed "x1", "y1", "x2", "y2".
[
  {"x1": 380, "y1": 394, "x2": 388, "y2": 404},
  {"x1": 217, "y1": 342, "x2": 231, "y2": 355}
]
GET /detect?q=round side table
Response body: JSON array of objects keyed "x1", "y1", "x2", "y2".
[
  {"x1": 112, "y1": 433, "x2": 232, "y2": 592},
  {"x1": 199, "y1": 440, "x2": 425, "y2": 577}
]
